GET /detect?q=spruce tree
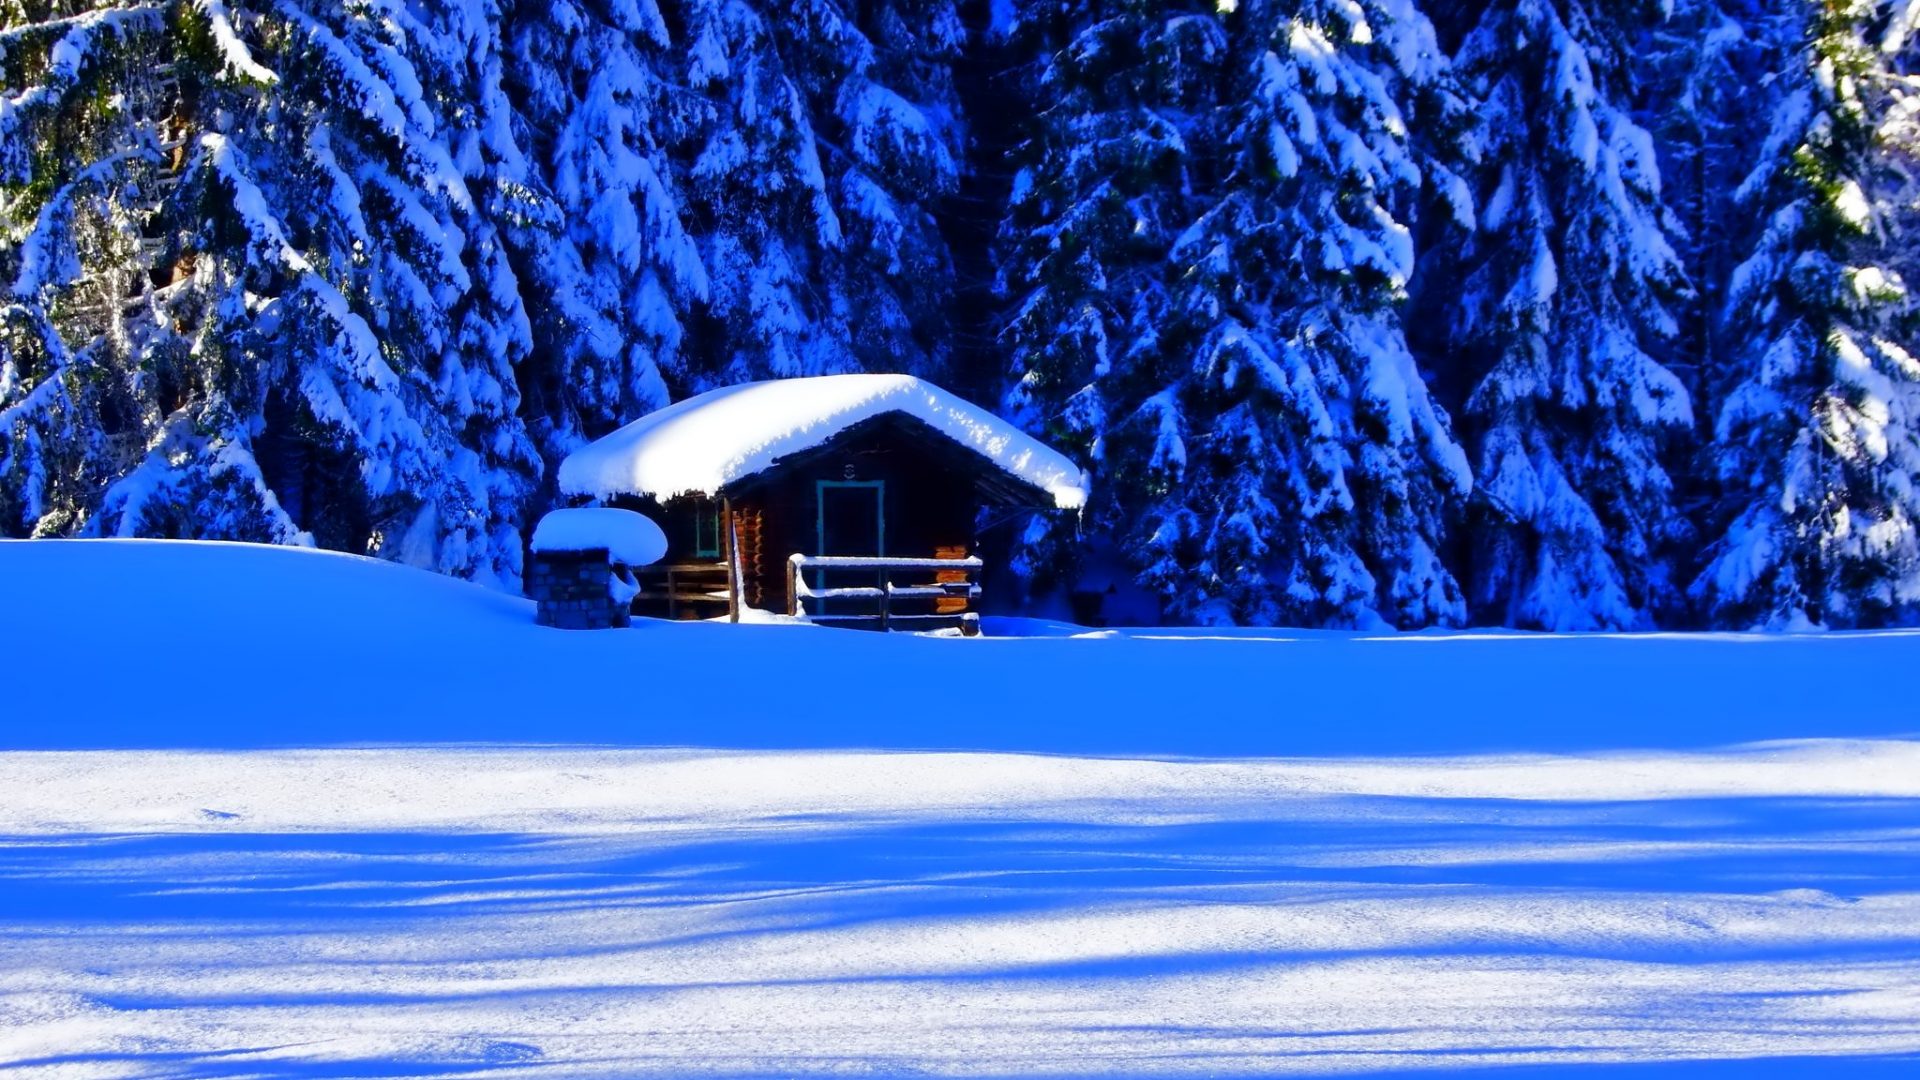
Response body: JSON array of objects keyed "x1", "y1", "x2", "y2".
[
  {"x1": 1153, "y1": 0, "x2": 1472, "y2": 626},
  {"x1": 996, "y1": 0, "x2": 1470, "y2": 626},
  {"x1": 1640, "y1": 0, "x2": 1771, "y2": 407},
  {"x1": 673, "y1": 0, "x2": 962, "y2": 388},
  {"x1": 991, "y1": 0, "x2": 1212, "y2": 611},
  {"x1": 1432, "y1": 0, "x2": 1694, "y2": 630},
  {"x1": 2, "y1": 1, "x2": 544, "y2": 587},
  {"x1": 500, "y1": 0, "x2": 706, "y2": 458},
  {"x1": 2, "y1": 2, "x2": 180, "y2": 540},
  {"x1": 1694, "y1": 0, "x2": 1920, "y2": 627}
]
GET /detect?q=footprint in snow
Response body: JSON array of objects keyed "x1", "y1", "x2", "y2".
[
  {"x1": 198, "y1": 808, "x2": 241, "y2": 822},
  {"x1": 1774, "y1": 887, "x2": 1849, "y2": 904},
  {"x1": 481, "y1": 1041, "x2": 543, "y2": 1063}
]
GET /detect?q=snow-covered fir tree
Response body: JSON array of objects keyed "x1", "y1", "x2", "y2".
[
  {"x1": 1694, "y1": 0, "x2": 1920, "y2": 627},
  {"x1": 990, "y1": 0, "x2": 1214, "y2": 611},
  {"x1": 1153, "y1": 0, "x2": 1472, "y2": 627},
  {"x1": 1430, "y1": 0, "x2": 1694, "y2": 630},
  {"x1": 1, "y1": 0, "x2": 169, "y2": 541},
  {"x1": 500, "y1": 0, "x2": 705, "y2": 459},
  {"x1": 2, "y1": 0, "x2": 542, "y2": 587},
  {"x1": 996, "y1": 0, "x2": 1470, "y2": 626},
  {"x1": 1639, "y1": 0, "x2": 1771, "y2": 403},
  {"x1": 673, "y1": 0, "x2": 963, "y2": 387}
]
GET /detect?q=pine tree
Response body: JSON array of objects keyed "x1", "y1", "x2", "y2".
[
  {"x1": 1432, "y1": 0, "x2": 1694, "y2": 630},
  {"x1": 500, "y1": 0, "x2": 706, "y2": 458},
  {"x1": 1694, "y1": 0, "x2": 1920, "y2": 627},
  {"x1": 673, "y1": 0, "x2": 963, "y2": 388},
  {"x1": 996, "y1": 0, "x2": 1470, "y2": 626},
  {"x1": 2, "y1": 1, "x2": 544, "y2": 587},
  {"x1": 1640, "y1": 0, "x2": 1770, "y2": 406},
  {"x1": 1152, "y1": 0, "x2": 1472, "y2": 627},
  {"x1": 2, "y1": 2, "x2": 180, "y2": 540},
  {"x1": 991, "y1": 0, "x2": 1213, "y2": 611}
]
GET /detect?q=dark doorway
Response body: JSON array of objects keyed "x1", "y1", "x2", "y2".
[
  {"x1": 815, "y1": 481, "x2": 885, "y2": 616},
  {"x1": 817, "y1": 481, "x2": 884, "y2": 556}
]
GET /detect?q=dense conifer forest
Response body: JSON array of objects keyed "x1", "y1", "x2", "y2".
[{"x1": 5, "y1": 0, "x2": 1920, "y2": 629}]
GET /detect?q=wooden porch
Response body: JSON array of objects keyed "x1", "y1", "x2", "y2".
[{"x1": 632, "y1": 549, "x2": 983, "y2": 633}]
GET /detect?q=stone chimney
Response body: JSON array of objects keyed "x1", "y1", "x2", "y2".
[
  {"x1": 525, "y1": 507, "x2": 663, "y2": 629},
  {"x1": 526, "y1": 549, "x2": 635, "y2": 630}
]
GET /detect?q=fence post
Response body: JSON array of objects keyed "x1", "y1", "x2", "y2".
[{"x1": 724, "y1": 498, "x2": 742, "y2": 623}]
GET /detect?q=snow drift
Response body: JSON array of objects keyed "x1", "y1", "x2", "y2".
[{"x1": 3, "y1": 539, "x2": 1919, "y2": 753}]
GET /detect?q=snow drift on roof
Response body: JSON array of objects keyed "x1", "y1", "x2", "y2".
[
  {"x1": 557, "y1": 374, "x2": 1088, "y2": 509},
  {"x1": 531, "y1": 508, "x2": 667, "y2": 566}
]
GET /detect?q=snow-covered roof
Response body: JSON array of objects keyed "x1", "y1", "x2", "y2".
[
  {"x1": 557, "y1": 375, "x2": 1088, "y2": 510},
  {"x1": 530, "y1": 507, "x2": 668, "y2": 567}
]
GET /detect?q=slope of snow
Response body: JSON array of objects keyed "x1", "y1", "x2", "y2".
[
  {"x1": 555, "y1": 374, "x2": 1089, "y2": 509},
  {"x1": 3, "y1": 540, "x2": 1918, "y2": 753},
  {"x1": 530, "y1": 507, "x2": 668, "y2": 565}
]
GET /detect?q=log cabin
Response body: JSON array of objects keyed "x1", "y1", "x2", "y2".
[{"x1": 555, "y1": 374, "x2": 1088, "y2": 633}]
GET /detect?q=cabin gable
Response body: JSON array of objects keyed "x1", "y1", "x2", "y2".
[{"x1": 732, "y1": 415, "x2": 983, "y2": 601}]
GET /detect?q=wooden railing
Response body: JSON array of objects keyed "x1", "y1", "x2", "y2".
[
  {"x1": 787, "y1": 554, "x2": 983, "y2": 633},
  {"x1": 634, "y1": 561, "x2": 732, "y2": 619}
]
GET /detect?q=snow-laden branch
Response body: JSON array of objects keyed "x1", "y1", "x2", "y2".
[{"x1": 193, "y1": 0, "x2": 279, "y2": 85}]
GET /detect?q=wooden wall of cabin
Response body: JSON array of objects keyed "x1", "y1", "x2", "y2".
[
  {"x1": 727, "y1": 502, "x2": 766, "y2": 609},
  {"x1": 604, "y1": 494, "x2": 737, "y2": 620}
]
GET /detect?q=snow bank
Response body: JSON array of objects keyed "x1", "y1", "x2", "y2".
[
  {"x1": 530, "y1": 507, "x2": 667, "y2": 566},
  {"x1": 4, "y1": 540, "x2": 1920, "y2": 753},
  {"x1": 557, "y1": 374, "x2": 1088, "y2": 509}
]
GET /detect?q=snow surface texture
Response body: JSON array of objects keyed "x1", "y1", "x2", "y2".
[
  {"x1": 2, "y1": 541, "x2": 1919, "y2": 1077},
  {"x1": 556, "y1": 374, "x2": 1089, "y2": 510},
  {"x1": 529, "y1": 507, "x2": 667, "y2": 566},
  {"x1": 2, "y1": 744, "x2": 1920, "y2": 1077}
]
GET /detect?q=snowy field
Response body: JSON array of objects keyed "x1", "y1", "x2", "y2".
[{"x1": 3, "y1": 541, "x2": 1919, "y2": 1077}]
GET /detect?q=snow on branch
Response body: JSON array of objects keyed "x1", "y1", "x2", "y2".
[
  {"x1": 193, "y1": 0, "x2": 279, "y2": 85},
  {"x1": 0, "y1": 6, "x2": 163, "y2": 180},
  {"x1": 198, "y1": 134, "x2": 311, "y2": 273},
  {"x1": 273, "y1": 2, "x2": 408, "y2": 139}
]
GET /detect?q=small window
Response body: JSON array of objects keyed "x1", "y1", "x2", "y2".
[{"x1": 693, "y1": 502, "x2": 721, "y2": 558}]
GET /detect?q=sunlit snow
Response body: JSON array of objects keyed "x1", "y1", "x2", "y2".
[{"x1": 1, "y1": 541, "x2": 1917, "y2": 1077}]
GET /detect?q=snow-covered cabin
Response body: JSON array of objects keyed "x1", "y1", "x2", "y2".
[{"x1": 556, "y1": 375, "x2": 1087, "y2": 632}]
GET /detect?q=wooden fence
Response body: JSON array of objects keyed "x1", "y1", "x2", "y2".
[{"x1": 787, "y1": 554, "x2": 983, "y2": 633}]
